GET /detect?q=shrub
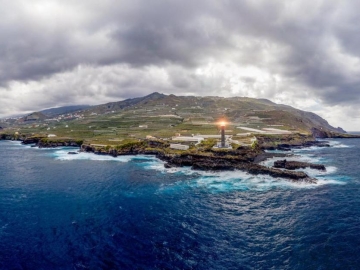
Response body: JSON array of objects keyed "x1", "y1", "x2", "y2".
[
  {"x1": 75, "y1": 140, "x2": 84, "y2": 146},
  {"x1": 251, "y1": 140, "x2": 259, "y2": 150}
]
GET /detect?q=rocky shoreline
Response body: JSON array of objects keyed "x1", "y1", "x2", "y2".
[
  {"x1": 256, "y1": 134, "x2": 331, "y2": 151},
  {"x1": 0, "y1": 135, "x2": 332, "y2": 184},
  {"x1": 22, "y1": 137, "x2": 83, "y2": 148},
  {"x1": 79, "y1": 140, "x2": 319, "y2": 184},
  {"x1": 274, "y1": 159, "x2": 326, "y2": 171}
]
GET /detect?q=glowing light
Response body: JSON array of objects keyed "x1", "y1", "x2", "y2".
[{"x1": 219, "y1": 121, "x2": 226, "y2": 127}]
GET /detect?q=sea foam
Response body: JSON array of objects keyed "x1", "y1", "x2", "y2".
[
  {"x1": 53, "y1": 149, "x2": 138, "y2": 162},
  {"x1": 48, "y1": 145, "x2": 348, "y2": 191},
  {"x1": 327, "y1": 140, "x2": 352, "y2": 148}
]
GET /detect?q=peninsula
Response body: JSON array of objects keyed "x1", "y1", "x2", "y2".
[{"x1": 1, "y1": 92, "x2": 358, "y2": 183}]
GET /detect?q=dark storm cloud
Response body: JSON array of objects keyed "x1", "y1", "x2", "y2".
[
  {"x1": 1, "y1": 0, "x2": 360, "y2": 114},
  {"x1": 0, "y1": 0, "x2": 231, "y2": 83}
]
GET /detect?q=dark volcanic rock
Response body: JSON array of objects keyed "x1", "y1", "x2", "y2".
[
  {"x1": 164, "y1": 163, "x2": 175, "y2": 169},
  {"x1": 311, "y1": 127, "x2": 360, "y2": 138},
  {"x1": 82, "y1": 145, "x2": 95, "y2": 152},
  {"x1": 301, "y1": 141, "x2": 330, "y2": 148},
  {"x1": 256, "y1": 133, "x2": 331, "y2": 150},
  {"x1": 22, "y1": 138, "x2": 41, "y2": 145},
  {"x1": 277, "y1": 141, "x2": 330, "y2": 150},
  {"x1": 191, "y1": 160, "x2": 235, "y2": 171},
  {"x1": 253, "y1": 152, "x2": 288, "y2": 163},
  {"x1": 78, "y1": 142, "x2": 317, "y2": 184},
  {"x1": 109, "y1": 149, "x2": 118, "y2": 157},
  {"x1": 38, "y1": 141, "x2": 81, "y2": 148},
  {"x1": 165, "y1": 154, "x2": 316, "y2": 183},
  {"x1": 94, "y1": 150, "x2": 108, "y2": 155},
  {"x1": 274, "y1": 159, "x2": 326, "y2": 171},
  {"x1": 68, "y1": 152, "x2": 78, "y2": 155},
  {"x1": 239, "y1": 163, "x2": 316, "y2": 183},
  {"x1": 276, "y1": 144, "x2": 292, "y2": 151}
]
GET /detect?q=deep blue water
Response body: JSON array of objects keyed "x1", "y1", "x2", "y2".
[{"x1": 0, "y1": 139, "x2": 360, "y2": 269}]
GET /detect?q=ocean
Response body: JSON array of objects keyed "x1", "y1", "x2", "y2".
[{"x1": 0, "y1": 139, "x2": 359, "y2": 269}]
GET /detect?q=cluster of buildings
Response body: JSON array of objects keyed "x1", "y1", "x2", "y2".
[{"x1": 45, "y1": 112, "x2": 85, "y2": 122}]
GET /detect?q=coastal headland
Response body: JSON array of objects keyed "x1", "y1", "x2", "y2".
[
  {"x1": 0, "y1": 133, "x2": 336, "y2": 184},
  {"x1": 2, "y1": 93, "x2": 360, "y2": 184}
]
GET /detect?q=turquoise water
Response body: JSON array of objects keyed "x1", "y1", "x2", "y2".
[{"x1": 0, "y1": 139, "x2": 359, "y2": 269}]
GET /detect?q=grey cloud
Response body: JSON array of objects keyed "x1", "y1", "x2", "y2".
[{"x1": 1, "y1": 0, "x2": 360, "y2": 120}]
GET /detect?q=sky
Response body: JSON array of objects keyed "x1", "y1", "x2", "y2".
[{"x1": 1, "y1": 0, "x2": 360, "y2": 130}]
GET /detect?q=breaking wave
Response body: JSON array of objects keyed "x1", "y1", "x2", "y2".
[
  {"x1": 326, "y1": 140, "x2": 352, "y2": 148},
  {"x1": 39, "y1": 143, "x2": 350, "y2": 192}
]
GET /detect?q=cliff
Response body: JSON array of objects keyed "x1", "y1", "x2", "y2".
[
  {"x1": 21, "y1": 136, "x2": 83, "y2": 147},
  {"x1": 311, "y1": 128, "x2": 360, "y2": 138}
]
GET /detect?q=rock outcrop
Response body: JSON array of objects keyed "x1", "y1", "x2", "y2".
[
  {"x1": 22, "y1": 137, "x2": 42, "y2": 144},
  {"x1": 164, "y1": 154, "x2": 316, "y2": 183},
  {"x1": 274, "y1": 159, "x2": 326, "y2": 171},
  {"x1": 311, "y1": 127, "x2": 360, "y2": 138},
  {"x1": 2, "y1": 135, "x2": 326, "y2": 184},
  {"x1": 80, "y1": 141, "x2": 317, "y2": 183},
  {"x1": 38, "y1": 140, "x2": 81, "y2": 148},
  {"x1": 256, "y1": 134, "x2": 331, "y2": 150},
  {"x1": 21, "y1": 137, "x2": 83, "y2": 148}
]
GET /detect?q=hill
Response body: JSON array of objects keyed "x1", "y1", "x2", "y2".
[
  {"x1": 40, "y1": 105, "x2": 91, "y2": 117},
  {"x1": 80, "y1": 92, "x2": 344, "y2": 135},
  {"x1": 2, "y1": 92, "x2": 350, "y2": 145},
  {"x1": 84, "y1": 92, "x2": 167, "y2": 114},
  {"x1": 20, "y1": 112, "x2": 47, "y2": 122}
]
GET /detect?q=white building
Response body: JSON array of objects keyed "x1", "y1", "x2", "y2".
[
  {"x1": 172, "y1": 136, "x2": 204, "y2": 142},
  {"x1": 236, "y1": 133, "x2": 252, "y2": 137},
  {"x1": 170, "y1": 144, "x2": 189, "y2": 150},
  {"x1": 196, "y1": 135, "x2": 232, "y2": 139}
]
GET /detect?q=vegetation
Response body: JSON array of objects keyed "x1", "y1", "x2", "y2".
[
  {"x1": 197, "y1": 139, "x2": 217, "y2": 151},
  {"x1": 0, "y1": 92, "x2": 350, "y2": 150},
  {"x1": 251, "y1": 140, "x2": 259, "y2": 150}
]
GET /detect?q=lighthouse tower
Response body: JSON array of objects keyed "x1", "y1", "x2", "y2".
[
  {"x1": 220, "y1": 122, "x2": 226, "y2": 148},
  {"x1": 214, "y1": 120, "x2": 231, "y2": 149}
]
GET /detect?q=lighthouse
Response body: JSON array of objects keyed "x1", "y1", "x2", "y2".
[
  {"x1": 216, "y1": 120, "x2": 230, "y2": 149},
  {"x1": 212, "y1": 120, "x2": 232, "y2": 149},
  {"x1": 220, "y1": 122, "x2": 226, "y2": 148}
]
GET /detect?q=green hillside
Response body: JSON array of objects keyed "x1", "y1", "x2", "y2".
[{"x1": 1, "y1": 92, "x2": 347, "y2": 146}]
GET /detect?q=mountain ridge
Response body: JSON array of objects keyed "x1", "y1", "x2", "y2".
[
  {"x1": 3, "y1": 92, "x2": 349, "y2": 141},
  {"x1": 76, "y1": 92, "x2": 345, "y2": 134}
]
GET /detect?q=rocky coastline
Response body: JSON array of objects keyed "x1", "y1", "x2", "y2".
[
  {"x1": 274, "y1": 159, "x2": 326, "y2": 171},
  {"x1": 79, "y1": 140, "x2": 318, "y2": 183},
  {"x1": 0, "y1": 134, "x2": 333, "y2": 184},
  {"x1": 256, "y1": 134, "x2": 331, "y2": 151},
  {"x1": 22, "y1": 137, "x2": 83, "y2": 148},
  {"x1": 311, "y1": 127, "x2": 360, "y2": 139}
]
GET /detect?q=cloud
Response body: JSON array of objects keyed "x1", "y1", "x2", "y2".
[{"x1": 1, "y1": 0, "x2": 360, "y2": 129}]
